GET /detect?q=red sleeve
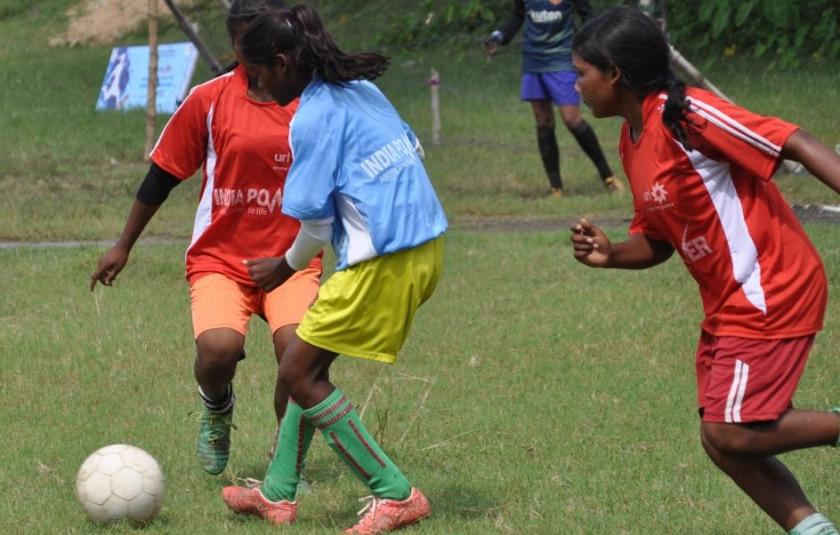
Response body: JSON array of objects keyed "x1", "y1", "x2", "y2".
[
  {"x1": 148, "y1": 84, "x2": 212, "y2": 180},
  {"x1": 628, "y1": 205, "x2": 666, "y2": 242},
  {"x1": 619, "y1": 125, "x2": 667, "y2": 242},
  {"x1": 684, "y1": 90, "x2": 799, "y2": 182}
]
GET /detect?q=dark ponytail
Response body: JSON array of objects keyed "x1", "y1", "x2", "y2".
[
  {"x1": 222, "y1": 0, "x2": 286, "y2": 74},
  {"x1": 573, "y1": 7, "x2": 694, "y2": 150},
  {"x1": 241, "y1": 4, "x2": 389, "y2": 83},
  {"x1": 662, "y1": 73, "x2": 693, "y2": 150},
  {"x1": 226, "y1": 0, "x2": 286, "y2": 36}
]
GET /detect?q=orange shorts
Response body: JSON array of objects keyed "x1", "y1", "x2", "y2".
[{"x1": 189, "y1": 268, "x2": 321, "y2": 339}]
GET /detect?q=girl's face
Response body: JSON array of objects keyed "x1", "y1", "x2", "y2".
[
  {"x1": 253, "y1": 55, "x2": 304, "y2": 106},
  {"x1": 573, "y1": 53, "x2": 619, "y2": 118}
]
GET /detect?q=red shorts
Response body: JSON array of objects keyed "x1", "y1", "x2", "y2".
[{"x1": 695, "y1": 331, "x2": 814, "y2": 423}]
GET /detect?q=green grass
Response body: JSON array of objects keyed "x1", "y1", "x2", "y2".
[{"x1": 1, "y1": 226, "x2": 839, "y2": 533}]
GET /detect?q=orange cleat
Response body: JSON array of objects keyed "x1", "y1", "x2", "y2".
[
  {"x1": 344, "y1": 487, "x2": 431, "y2": 534},
  {"x1": 221, "y1": 485, "x2": 297, "y2": 525}
]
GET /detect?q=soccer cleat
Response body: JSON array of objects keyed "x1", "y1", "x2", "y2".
[
  {"x1": 196, "y1": 408, "x2": 234, "y2": 475},
  {"x1": 222, "y1": 486, "x2": 297, "y2": 525},
  {"x1": 551, "y1": 187, "x2": 565, "y2": 198},
  {"x1": 344, "y1": 487, "x2": 431, "y2": 534},
  {"x1": 603, "y1": 176, "x2": 625, "y2": 193}
]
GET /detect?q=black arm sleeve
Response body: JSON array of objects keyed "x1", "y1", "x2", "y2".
[
  {"x1": 136, "y1": 163, "x2": 182, "y2": 205},
  {"x1": 496, "y1": 0, "x2": 526, "y2": 45},
  {"x1": 574, "y1": 0, "x2": 594, "y2": 22}
]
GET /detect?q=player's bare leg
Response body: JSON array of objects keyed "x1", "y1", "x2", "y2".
[
  {"x1": 700, "y1": 411, "x2": 840, "y2": 532},
  {"x1": 194, "y1": 327, "x2": 244, "y2": 474}
]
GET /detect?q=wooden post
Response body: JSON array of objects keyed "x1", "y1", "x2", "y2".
[
  {"x1": 144, "y1": 0, "x2": 159, "y2": 160},
  {"x1": 429, "y1": 69, "x2": 442, "y2": 146}
]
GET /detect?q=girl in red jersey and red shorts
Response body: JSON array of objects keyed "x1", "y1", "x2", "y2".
[
  {"x1": 568, "y1": 7, "x2": 840, "y2": 535},
  {"x1": 90, "y1": 0, "x2": 321, "y2": 477}
]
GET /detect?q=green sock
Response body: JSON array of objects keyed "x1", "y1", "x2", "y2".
[
  {"x1": 261, "y1": 400, "x2": 315, "y2": 501},
  {"x1": 789, "y1": 513, "x2": 839, "y2": 535},
  {"x1": 304, "y1": 388, "x2": 411, "y2": 500}
]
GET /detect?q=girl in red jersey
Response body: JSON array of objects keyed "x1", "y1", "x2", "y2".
[
  {"x1": 90, "y1": 0, "x2": 321, "y2": 477},
  {"x1": 568, "y1": 7, "x2": 840, "y2": 535}
]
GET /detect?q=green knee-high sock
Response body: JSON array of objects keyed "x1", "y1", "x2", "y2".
[
  {"x1": 261, "y1": 400, "x2": 315, "y2": 501},
  {"x1": 304, "y1": 388, "x2": 411, "y2": 500}
]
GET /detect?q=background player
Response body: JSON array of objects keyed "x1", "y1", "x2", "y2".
[
  {"x1": 568, "y1": 8, "x2": 840, "y2": 535},
  {"x1": 90, "y1": 0, "x2": 321, "y2": 476},
  {"x1": 220, "y1": 4, "x2": 447, "y2": 533},
  {"x1": 483, "y1": 0, "x2": 624, "y2": 196}
]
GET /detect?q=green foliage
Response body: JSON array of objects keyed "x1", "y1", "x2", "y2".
[
  {"x1": 666, "y1": 0, "x2": 840, "y2": 67},
  {"x1": 373, "y1": 0, "x2": 508, "y2": 48}
]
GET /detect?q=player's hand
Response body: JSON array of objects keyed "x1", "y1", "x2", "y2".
[
  {"x1": 243, "y1": 256, "x2": 295, "y2": 292},
  {"x1": 569, "y1": 218, "x2": 612, "y2": 267},
  {"x1": 482, "y1": 37, "x2": 499, "y2": 57},
  {"x1": 90, "y1": 246, "x2": 130, "y2": 290}
]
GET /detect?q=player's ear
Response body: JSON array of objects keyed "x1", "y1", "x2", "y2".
[
  {"x1": 608, "y1": 64, "x2": 622, "y2": 86},
  {"x1": 274, "y1": 52, "x2": 291, "y2": 71}
]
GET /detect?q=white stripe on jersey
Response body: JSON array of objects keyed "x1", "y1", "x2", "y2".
[
  {"x1": 335, "y1": 192, "x2": 376, "y2": 266},
  {"x1": 678, "y1": 144, "x2": 767, "y2": 314},
  {"x1": 724, "y1": 359, "x2": 750, "y2": 423},
  {"x1": 656, "y1": 93, "x2": 781, "y2": 157},
  {"x1": 149, "y1": 71, "x2": 234, "y2": 159},
  {"x1": 187, "y1": 102, "x2": 217, "y2": 253}
]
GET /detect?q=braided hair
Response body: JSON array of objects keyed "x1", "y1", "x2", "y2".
[
  {"x1": 240, "y1": 3, "x2": 389, "y2": 83},
  {"x1": 573, "y1": 6, "x2": 694, "y2": 150}
]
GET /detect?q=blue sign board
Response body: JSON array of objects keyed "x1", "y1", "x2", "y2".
[{"x1": 96, "y1": 42, "x2": 199, "y2": 114}]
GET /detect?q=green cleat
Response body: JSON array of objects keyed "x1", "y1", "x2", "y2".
[{"x1": 197, "y1": 408, "x2": 234, "y2": 475}]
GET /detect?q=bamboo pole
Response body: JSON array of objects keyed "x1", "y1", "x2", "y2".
[
  {"x1": 429, "y1": 69, "x2": 442, "y2": 146},
  {"x1": 144, "y1": 0, "x2": 159, "y2": 160},
  {"x1": 162, "y1": 0, "x2": 222, "y2": 74}
]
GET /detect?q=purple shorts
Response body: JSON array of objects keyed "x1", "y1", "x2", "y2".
[{"x1": 520, "y1": 71, "x2": 580, "y2": 106}]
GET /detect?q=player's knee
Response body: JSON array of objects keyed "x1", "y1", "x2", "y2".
[
  {"x1": 195, "y1": 333, "x2": 243, "y2": 370},
  {"x1": 701, "y1": 422, "x2": 756, "y2": 457},
  {"x1": 277, "y1": 358, "x2": 311, "y2": 397},
  {"x1": 535, "y1": 117, "x2": 555, "y2": 129}
]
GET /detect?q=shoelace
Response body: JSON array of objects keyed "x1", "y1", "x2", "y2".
[
  {"x1": 355, "y1": 495, "x2": 382, "y2": 520},
  {"x1": 205, "y1": 413, "x2": 237, "y2": 442}
]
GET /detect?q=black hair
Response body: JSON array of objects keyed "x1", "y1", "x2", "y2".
[
  {"x1": 240, "y1": 3, "x2": 390, "y2": 83},
  {"x1": 226, "y1": 0, "x2": 286, "y2": 37},
  {"x1": 573, "y1": 7, "x2": 694, "y2": 150}
]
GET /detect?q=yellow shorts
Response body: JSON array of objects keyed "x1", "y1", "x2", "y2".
[
  {"x1": 297, "y1": 237, "x2": 444, "y2": 363},
  {"x1": 189, "y1": 268, "x2": 321, "y2": 339}
]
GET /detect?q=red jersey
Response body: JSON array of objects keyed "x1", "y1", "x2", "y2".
[
  {"x1": 150, "y1": 66, "x2": 320, "y2": 285},
  {"x1": 620, "y1": 88, "x2": 826, "y2": 339}
]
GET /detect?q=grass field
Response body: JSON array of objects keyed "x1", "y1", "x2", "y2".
[
  {"x1": 1, "y1": 0, "x2": 839, "y2": 533},
  {"x1": 2, "y1": 228, "x2": 839, "y2": 534}
]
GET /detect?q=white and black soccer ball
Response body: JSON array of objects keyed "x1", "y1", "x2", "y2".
[{"x1": 75, "y1": 444, "x2": 165, "y2": 525}]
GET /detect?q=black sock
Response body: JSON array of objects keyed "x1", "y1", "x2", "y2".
[
  {"x1": 199, "y1": 384, "x2": 235, "y2": 414},
  {"x1": 536, "y1": 127, "x2": 563, "y2": 189},
  {"x1": 569, "y1": 121, "x2": 613, "y2": 180}
]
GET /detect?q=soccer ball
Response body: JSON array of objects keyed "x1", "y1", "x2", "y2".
[{"x1": 75, "y1": 444, "x2": 166, "y2": 525}]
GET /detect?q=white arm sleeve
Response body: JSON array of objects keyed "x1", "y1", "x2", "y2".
[{"x1": 285, "y1": 217, "x2": 333, "y2": 271}]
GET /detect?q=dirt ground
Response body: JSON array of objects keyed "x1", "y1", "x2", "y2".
[{"x1": 49, "y1": 0, "x2": 168, "y2": 46}]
